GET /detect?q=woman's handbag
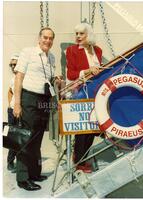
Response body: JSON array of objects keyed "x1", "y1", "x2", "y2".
[{"x1": 3, "y1": 119, "x2": 32, "y2": 153}]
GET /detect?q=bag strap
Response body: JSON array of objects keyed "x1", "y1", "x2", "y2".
[{"x1": 17, "y1": 117, "x2": 22, "y2": 128}]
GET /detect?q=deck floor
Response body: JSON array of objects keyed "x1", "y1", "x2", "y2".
[{"x1": 3, "y1": 132, "x2": 143, "y2": 198}]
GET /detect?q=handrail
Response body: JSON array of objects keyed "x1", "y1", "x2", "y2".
[{"x1": 59, "y1": 42, "x2": 143, "y2": 97}]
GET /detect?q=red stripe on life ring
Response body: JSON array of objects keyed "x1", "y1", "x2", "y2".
[
  {"x1": 104, "y1": 79, "x2": 117, "y2": 92},
  {"x1": 138, "y1": 121, "x2": 143, "y2": 129},
  {"x1": 99, "y1": 118, "x2": 113, "y2": 131}
]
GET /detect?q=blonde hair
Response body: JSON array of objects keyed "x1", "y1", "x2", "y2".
[{"x1": 74, "y1": 23, "x2": 96, "y2": 45}]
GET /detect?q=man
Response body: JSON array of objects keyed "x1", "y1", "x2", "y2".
[
  {"x1": 13, "y1": 27, "x2": 62, "y2": 191},
  {"x1": 7, "y1": 53, "x2": 19, "y2": 173}
]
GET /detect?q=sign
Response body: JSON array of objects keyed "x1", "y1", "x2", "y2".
[{"x1": 59, "y1": 99, "x2": 100, "y2": 135}]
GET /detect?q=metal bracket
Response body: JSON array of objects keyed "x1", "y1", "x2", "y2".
[{"x1": 74, "y1": 170, "x2": 97, "y2": 198}]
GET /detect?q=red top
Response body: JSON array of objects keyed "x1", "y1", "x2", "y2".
[{"x1": 66, "y1": 44, "x2": 102, "y2": 81}]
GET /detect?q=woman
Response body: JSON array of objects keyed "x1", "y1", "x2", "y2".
[{"x1": 66, "y1": 23, "x2": 102, "y2": 173}]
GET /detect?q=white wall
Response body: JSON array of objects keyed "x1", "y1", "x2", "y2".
[{"x1": 3, "y1": 1, "x2": 143, "y2": 121}]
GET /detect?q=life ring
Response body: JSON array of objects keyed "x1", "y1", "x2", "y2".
[{"x1": 95, "y1": 74, "x2": 143, "y2": 140}]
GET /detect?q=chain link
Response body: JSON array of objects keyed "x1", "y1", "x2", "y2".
[
  {"x1": 91, "y1": 2, "x2": 96, "y2": 28},
  {"x1": 99, "y1": 2, "x2": 116, "y2": 58},
  {"x1": 46, "y1": 2, "x2": 49, "y2": 27},
  {"x1": 40, "y1": 1, "x2": 44, "y2": 29}
]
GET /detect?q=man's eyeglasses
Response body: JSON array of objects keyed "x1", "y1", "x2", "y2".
[{"x1": 9, "y1": 63, "x2": 16, "y2": 67}]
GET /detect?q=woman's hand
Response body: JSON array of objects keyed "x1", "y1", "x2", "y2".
[
  {"x1": 84, "y1": 67, "x2": 100, "y2": 76},
  {"x1": 90, "y1": 66, "x2": 100, "y2": 75}
]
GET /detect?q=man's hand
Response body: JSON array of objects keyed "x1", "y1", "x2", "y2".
[
  {"x1": 54, "y1": 76, "x2": 66, "y2": 89},
  {"x1": 13, "y1": 71, "x2": 25, "y2": 118},
  {"x1": 13, "y1": 103, "x2": 22, "y2": 118}
]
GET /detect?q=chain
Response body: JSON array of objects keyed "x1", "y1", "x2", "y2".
[
  {"x1": 99, "y1": 2, "x2": 116, "y2": 58},
  {"x1": 46, "y1": 1, "x2": 49, "y2": 27},
  {"x1": 91, "y1": 2, "x2": 96, "y2": 28},
  {"x1": 40, "y1": 1, "x2": 44, "y2": 29},
  {"x1": 40, "y1": 2, "x2": 49, "y2": 28}
]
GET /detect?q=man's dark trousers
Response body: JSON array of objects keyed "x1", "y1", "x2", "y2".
[{"x1": 16, "y1": 89, "x2": 50, "y2": 182}]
